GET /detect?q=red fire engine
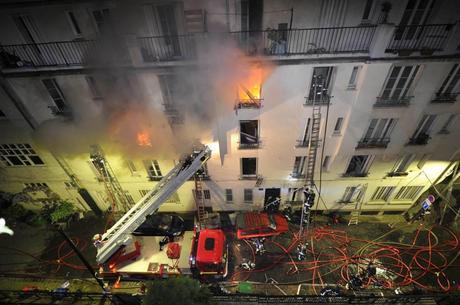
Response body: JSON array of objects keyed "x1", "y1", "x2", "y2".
[
  {"x1": 236, "y1": 212, "x2": 289, "y2": 239},
  {"x1": 190, "y1": 229, "x2": 228, "y2": 277}
]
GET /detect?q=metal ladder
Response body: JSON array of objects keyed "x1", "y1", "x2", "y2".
[
  {"x1": 305, "y1": 106, "x2": 321, "y2": 187},
  {"x1": 96, "y1": 146, "x2": 211, "y2": 264},
  {"x1": 348, "y1": 184, "x2": 367, "y2": 226},
  {"x1": 194, "y1": 176, "x2": 207, "y2": 228},
  {"x1": 90, "y1": 145, "x2": 134, "y2": 212}
]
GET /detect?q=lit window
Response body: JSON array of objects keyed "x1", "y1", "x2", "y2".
[
  {"x1": 237, "y1": 67, "x2": 262, "y2": 108},
  {"x1": 0, "y1": 144, "x2": 45, "y2": 166}
]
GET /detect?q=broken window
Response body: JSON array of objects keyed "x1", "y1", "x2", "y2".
[
  {"x1": 292, "y1": 156, "x2": 306, "y2": 178},
  {"x1": 241, "y1": 157, "x2": 257, "y2": 177},
  {"x1": 307, "y1": 67, "x2": 334, "y2": 104},
  {"x1": 237, "y1": 67, "x2": 262, "y2": 108},
  {"x1": 240, "y1": 120, "x2": 259, "y2": 148},
  {"x1": 144, "y1": 160, "x2": 162, "y2": 181},
  {"x1": 344, "y1": 155, "x2": 373, "y2": 176}
]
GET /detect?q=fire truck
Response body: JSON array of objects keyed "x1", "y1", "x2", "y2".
[{"x1": 94, "y1": 146, "x2": 228, "y2": 279}]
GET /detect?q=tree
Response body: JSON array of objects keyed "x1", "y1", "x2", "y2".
[
  {"x1": 50, "y1": 201, "x2": 74, "y2": 223},
  {"x1": 142, "y1": 277, "x2": 213, "y2": 305}
]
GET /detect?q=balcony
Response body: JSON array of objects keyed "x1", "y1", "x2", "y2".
[
  {"x1": 342, "y1": 172, "x2": 368, "y2": 178},
  {"x1": 431, "y1": 92, "x2": 458, "y2": 103},
  {"x1": 295, "y1": 139, "x2": 309, "y2": 148},
  {"x1": 235, "y1": 98, "x2": 262, "y2": 109},
  {"x1": 386, "y1": 24, "x2": 454, "y2": 54},
  {"x1": 356, "y1": 138, "x2": 390, "y2": 149},
  {"x1": 408, "y1": 133, "x2": 430, "y2": 145},
  {"x1": 290, "y1": 173, "x2": 305, "y2": 179},
  {"x1": 48, "y1": 105, "x2": 72, "y2": 117},
  {"x1": 304, "y1": 94, "x2": 331, "y2": 106},
  {"x1": 238, "y1": 142, "x2": 260, "y2": 149},
  {"x1": 387, "y1": 171, "x2": 409, "y2": 177},
  {"x1": 1, "y1": 40, "x2": 97, "y2": 68},
  {"x1": 374, "y1": 96, "x2": 412, "y2": 107}
]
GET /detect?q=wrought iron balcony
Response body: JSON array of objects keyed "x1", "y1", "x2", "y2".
[
  {"x1": 342, "y1": 172, "x2": 368, "y2": 177},
  {"x1": 304, "y1": 94, "x2": 331, "y2": 105},
  {"x1": 356, "y1": 138, "x2": 390, "y2": 149},
  {"x1": 48, "y1": 105, "x2": 72, "y2": 117},
  {"x1": 374, "y1": 96, "x2": 412, "y2": 107},
  {"x1": 235, "y1": 98, "x2": 262, "y2": 109},
  {"x1": 408, "y1": 133, "x2": 430, "y2": 145},
  {"x1": 387, "y1": 171, "x2": 409, "y2": 177},
  {"x1": 295, "y1": 139, "x2": 309, "y2": 148},
  {"x1": 431, "y1": 92, "x2": 458, "y2": 103},
  {"x1": 238, "y1": 142, "x2": 260, "y2": 149},
  {"x1": 386, "y1": 24, "x2": 454, "y2": 53}
]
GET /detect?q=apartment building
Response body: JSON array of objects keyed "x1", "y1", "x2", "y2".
[{"x1": 0, "y1": 0, "x2": 459, "y2": 217}]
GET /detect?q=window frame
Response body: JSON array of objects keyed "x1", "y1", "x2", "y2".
[
  {"x1": 239, "y1": 120, "x2": 260, "y2": 148},
  {"x1": 244, "y1": 188, "x2": 253, "y2": 203},
  {"x1": 0, "y1": 143, "x2": 45, "y2": 167},
  {"x1": 370, "y1": 186, "x2": 396, "y2": 202},
  {"x1": 344, "y1": 155, "x2": 374, "y2": 177},
  {"x1": 333, "y1": 117, "x2": 344, "y2": 135},
  {"x1": 347, "y1": 66, "x2": 361, "y2": 89},
  {"x1": 225, "y1": 189, "x2": 233, "y2": 203},
  {"x1": 66, "y1": 11, "x2": 82, "y2": 37},
  {"x1": 241, "y1": 157, "x2": 257, "y2": 178},
  {"x1": 379, "y1": 65, "x2": 422, "y2": 103}
]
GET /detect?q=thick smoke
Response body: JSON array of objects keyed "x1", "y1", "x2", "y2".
[{"x1": 33, "y1": 5, "x2": 273, "y2": 160}]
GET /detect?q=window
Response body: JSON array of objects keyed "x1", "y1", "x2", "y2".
[
  {"x1": 377, "y1": 65, "x2": 421, "y2": 106},
  {"x1": 370, "y1": 186, "x2": 396, "y2": 202},
  {"x1": 439, "y1": 114, "x2": 456, "y2": 134},
  {"x1": 292, "y1": 156, "x2": 306, "y2": 178},
  {"x1": 92, "y1": 8, "x2": 110, "y2": 31},
  {"x1": 0, "y1": 109, "x2": 5, "y2": 118},
  {"x1": 239, "y1": 120, "x2": 259, "y2": 148},
  {"x1": 306, "y1": 67, "x2": 334, "y2": 104},
  {"x1": 396, "y1": 0, "x2": 435, "y2": 39},
  {"x1": 390, "y1": 154, "x2": 415, "y2": 176},
  {"x1": 434, "y1": 64, "x2": 460, "y2": 102},
  {"x1": 86, "y1": 76, "x2": 103, "y2": 99},
  {"x1": 333, "y1": 117, "x2": 343, "y2": 134},
  {"x1": 348, "y1": 66, "x2": 360, "y2": 89},
  {"x1": 361, "y1": 0, "x2": 374, "y2": 22},
  {"x1": 322, "y1": 155, "x2": 331, "y2": 170},
  {"x1": 358, "y1": 118, "x2": 396, "y2": 148},
  {"x1": 394, "y1": 185, "x2": 424, "y2": 200},
  {"x1": 297, "y1": 118, "x2": 311, "y2": 147},
  {"x1": 344, "y1": 155, "x2": 374, "y2": 177},
  {"x1": 42, "y1": 79, "x2": 68, "y2": 112},
  {"x1": 126, "y1": 160, "x2": 140, "y2": 176},
  {"x1": 66, "y1": 11, "x2": 82, "y2": 36},
  {"x1": 203, "y1": 189, "x2": 211, "y2": 200},
  {"x1": 225, "y1": 189, "x2": 233, "y2": 203},
  {"x1": 409, "y1": 114, "x2": 436, "y2": 145},
  {"x1": 417, "y1": 154, "x2": 430, "y2": 169},
  {"x1": 24, "y1": 182, "x2": 48, "y2": 189},
  {"x1": 0, "y1": 144, "x2": 44, "y2": 166},
  {"x1": 244, "y1": 188, "x2": 253, "y2": 203},
  {"x1": 158, "y1": 75, "x2": 184, "y2": 124},
  {"x1": 241, "y1": 158, "x2": 257, "y2": 178},
  {"x1": 144, "y1": 160, "x2": 162, "y2": 180},
  {"x1": 139, "y1": 189, "x2": 149, "y2": 197},
  {"x1": 340, "y1": 186, "x2": 360, "y2": 203}
]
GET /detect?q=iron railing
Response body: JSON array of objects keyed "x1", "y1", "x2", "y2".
[
  {"x1": 295, "y1": 139, "x2": 309, "y2": 147},
  {"x1": 305, "y1": 93, "x2": 331, "y2": 105},
  {"x1": 1, "y1": 40, "x2": 98, "y2": 68},
  {"x1": 431, "y1": 92, "x2": 458, "y2": 103},
  {"x1": 238, "y1": 141, "x2": 260, "y2": 149},
  {"x1": 374, "y1": 96, "x2": 412, "y2": 107},
  {"x1": 356, "y1": 137, "x2": 390, "y2": 149},
  {"x1": 138, "y1": 34, "x2": 197, "y2": 62},
  {"x1": 408, "y1": 133, "x2": 430, "y2": 145},
  {"x1": 386, "y1": 24, "x2": 454, "y2": 53}
]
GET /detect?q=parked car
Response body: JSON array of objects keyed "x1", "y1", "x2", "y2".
[{"x1": 133, "y1": 214, "x2": 184, "y2": 237}]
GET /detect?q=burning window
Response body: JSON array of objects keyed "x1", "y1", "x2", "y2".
[
  {"x1": 241, "y1": 157, "x2": 257, "y2": 178},
  {"x1": 239, "y1": 120, "x2": 259, "y2": 148},
  {"x1": 237, "y1": 67, "x2": 263, "y2": 108}
]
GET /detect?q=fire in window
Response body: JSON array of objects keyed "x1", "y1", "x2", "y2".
[{"x1": 237, "y1": 67, "x2": 263, "y2": 108}]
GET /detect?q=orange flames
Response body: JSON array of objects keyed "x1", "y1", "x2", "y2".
[
  {"x1": 238, "y1": 67, "x2": 262, "y2": 101},
  {"x1": 136, "y1": 131, "x2": 152, "y2": 147}
]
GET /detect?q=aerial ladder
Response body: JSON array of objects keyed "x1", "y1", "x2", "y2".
[
  {"x1": 96, "y1": 146, "x2": 211, "y2": 264},
  {"x1": 298, "y1": 73, "x2": 323, "y2": 247}
]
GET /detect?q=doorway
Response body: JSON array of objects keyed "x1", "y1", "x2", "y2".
[{"x1": 264, "y1": 188, "x2": 281, "y2": 213}]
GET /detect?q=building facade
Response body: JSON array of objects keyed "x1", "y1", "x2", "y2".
[{"x1": 0, "y1": 0, "x2": 459, "y2": 217}]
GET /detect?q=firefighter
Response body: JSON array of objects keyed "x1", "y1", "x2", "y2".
[
  {"x1": 297, "y1": 243, "x2": 307, "y2": 261},
  {"x1": 92, "y1": 234, "x2": 104, "y2": 248},
  {"x1": 158, "y1": 236, "x2": 169, "y2": 251},
  {"x1": 253, "y1": 238, "x2": 266, "y2": 255},
  {"x1": 240, "y1": 260, "x2": 255, "y2": 270}
]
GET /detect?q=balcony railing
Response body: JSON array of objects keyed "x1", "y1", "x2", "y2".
[
  {"x1": 305, "y1": 93, "x2": 331, "y2": 105},
  {"x1": 1, "y1": 40, "x2": 97, "y2": 68},
  {"x1": 235, "y1": 98, "x2": 262, "y2": 109},
  {"x1": 356, "y1": 137, "x2": 390, "y2": 149},
  {"x1": 342, "y1": 172, "x2": 368, "y2": 177},
  {"x1": 290, "y1": 173, "x2": 305, "y2": 179},
  {"x1": 374, "y1": 96, "x2": 412, "y2": 107},
  {"x1": 238, "y1": 142, "x2": 260, "y2": 149},
  {"x1": 48, "y1": 105, "x2": 72, "y2": 117},
  {"x1": 431, "y1": 92, "x2": 458, "y2": 103},
  {"x1": 386, "y1": 24, "x2": 453, "y2": 53},
  {"x1": 408, "y1": 133, "x2": 430, "y2": 145},
  {"x1": 295, "y1": 139, "x2": 309, "y2": 148},
  {"x1": 138, "y1": 34, "x2": 197, "y2": 62}
]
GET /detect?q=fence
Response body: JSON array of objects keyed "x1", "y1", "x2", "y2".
[{"x1": 386, "y1": 24, "x2": 453, "y2": 52}]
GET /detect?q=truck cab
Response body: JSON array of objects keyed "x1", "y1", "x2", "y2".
[{"x1": 190, "y1": 229, "x2": 228, "y2": 278}]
